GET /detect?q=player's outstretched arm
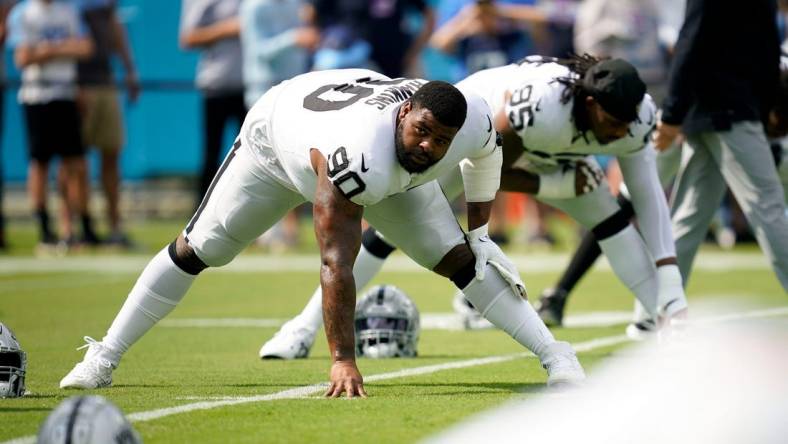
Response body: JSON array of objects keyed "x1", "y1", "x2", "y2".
[{"x1": 310, "y1": 149, "x2": 367, "y2": 399}]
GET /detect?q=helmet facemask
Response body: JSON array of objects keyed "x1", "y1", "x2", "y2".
[
  {"x1": 355, "y1": 316, "x2": 417, "y2": 358},
  {"x1": 354, "y1": 285, "x2": 420, "y2": 359},
  {"x1": 0, "y1": 322, "x2": 26, "y2": 398}
]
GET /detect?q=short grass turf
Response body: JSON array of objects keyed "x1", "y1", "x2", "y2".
[{"x1": 0, "y1": 221, "x2": 786, "y2": 443}]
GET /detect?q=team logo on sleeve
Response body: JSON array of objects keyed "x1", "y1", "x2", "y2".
[{"x1": 361, "y1": 154, "x2": 370, "y2": 172}]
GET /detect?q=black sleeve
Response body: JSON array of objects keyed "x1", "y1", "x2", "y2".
[
  {"x1": 758, "y1": 0, "x2": 782, "y2": 118},
  {"x1": 660, "y1": 0, "x2": 708, "y2": 125}
]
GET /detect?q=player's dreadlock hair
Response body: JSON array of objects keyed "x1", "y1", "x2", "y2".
[
  {"x1": 552, "y1": 53, "x2": 605, "y2": 132},
  {"x1": 410, "y1": 81, "x2": 467, "y2": 128}
]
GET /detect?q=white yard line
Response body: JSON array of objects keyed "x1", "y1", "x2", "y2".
[
  {"x1": 4, "y1": 306, "x2": 787, "y2": 444},
  {"x1": 2, "y1": 335, "x2": 631, "y2": 444},
  {"x1": 159, "y1": 306, "x2": 788, "y2": 331},
  {"x1": 0, "y1": 251, "x2": 771, "y2": 275},
  {"x1": 160, "y1": 311, "x2": 636, "y2": 330}
]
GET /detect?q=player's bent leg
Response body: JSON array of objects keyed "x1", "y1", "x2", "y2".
[
  {"x1": 537, "y1": 194, "x2": 636, "y2": 327},
  {"x1": 593, "y1": 213, "x2": 658, "y2": 317},
  {"x1": 437, "y1": 247, "x2": 585, "y2": 386},
  {"x1": 541, "y1": 188, "x2": 659, "y2": 329},
  {"x1": 60, "y1": 235, "x2": 204, "y2": 389},
  {"x1": 259, "y1": 228, "x2": 398, "y2": 359},
  {"x1": 363, "y1": 182, "x2": 584, "y2": 385},
  {"x1": 63, "y1": 143, "x2": 302, "y2": 388}
]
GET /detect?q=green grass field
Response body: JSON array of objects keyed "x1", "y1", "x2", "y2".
[{"x1": 0, "y1": 220, "x2": 786, "y2": 443}]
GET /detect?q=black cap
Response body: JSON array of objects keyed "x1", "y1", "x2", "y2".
[{"x1": 584, "y1": 59, "x2": 646, "y2": 122}]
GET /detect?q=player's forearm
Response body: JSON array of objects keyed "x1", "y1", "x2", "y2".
[
  {"x1": 466, "y1": 201, "x2": 493, "y2": 231},
  {"x1": 320, "y1": 264, "x2": 357, "y2": 362},
  {"x1": 315, "y1": 229, "x2": 360, "y2": 362},
  {"x1": 311, "y1": 149, "x2": 363, "y2": 363},
  {"x1": 315, "y1": 220, "x2": 360, "y2": 362}
]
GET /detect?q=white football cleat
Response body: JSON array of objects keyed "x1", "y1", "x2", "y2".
[
  {"x1": 60, "y1": 337, "x2": 119, "y2": 389},
  {"x1": 625, "y1": 319, "x2": 658, "y2": 341},
  {"x1": 541, "y1": 341, "x2": 586, "y2": 387},
  {"x1": 259, "y1": 320, "x2": 315, "y2": 359},
  {"x1": 452, "y1": 291, "x2": 493, "y2": 330}
]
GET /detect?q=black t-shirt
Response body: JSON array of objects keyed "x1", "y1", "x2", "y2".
[{"x1": 77, "y1": 1, "x2": 116, "y2": 86}]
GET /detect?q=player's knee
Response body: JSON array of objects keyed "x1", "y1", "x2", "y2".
[
  {"x1": 362, "y1": 228, "x2": 396, "y2": 259},
  {"x1": 591, "y1": 208, "x2": 631, "y2": 240},
  {"x1": 168, "y1": 235, "x2": 209, "y2": 275},
  {"x1": 433, "y1": 244, "x2": 476, "y2": 287}
]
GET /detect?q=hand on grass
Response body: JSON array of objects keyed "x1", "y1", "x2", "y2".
[{"x1": 325, "y1": 360, "x2": 367, "y2": 399}]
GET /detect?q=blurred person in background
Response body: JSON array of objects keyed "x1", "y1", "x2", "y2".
[
  {"x1": 0, "y1": 0, "x2": 16, "y2": 251},
  {"x1": 430, "y1": 0, "x2": 536, "y2": 77},
  {"x1": 653, "y1": 0, "x2": 788, "y2": 291},
  {"x1": 179, "y1": 0, "x2": 245, "y2": 208},
  {"x1": 304, "y1": 0, "x2": 435, "y2": 77},
  {"x1": 240, "y1": 0, "x2": 318, "y2": 252},
  {"x1": 7, "y1": 0, "x2": 97, "y2": 251},
  {"x1": 364, "y1": 0, "x2": 435, "y2": 77},
  {"x1": 240, "y1": 0, "x2": 317, "y2": 109},
  {"x1": 73, "y1": 0, "x2": 139, "y2": 248},
  {"x1": 574, "y1": 0, "x2": 666, "y2": 102}
]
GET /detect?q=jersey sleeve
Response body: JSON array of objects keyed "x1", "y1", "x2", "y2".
[
  {"x1": 459, "y1": 92, "x2": 503, "y2": 203},
  {"x1": 504, "y1": 80, "x2": 567, "y2": 150},
  {"x1": 325, "y1": 143, "x2": 388, "y2": 207}
]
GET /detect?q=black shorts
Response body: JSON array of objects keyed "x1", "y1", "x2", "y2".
[{"x1": 23, "y1": 100, "x2": 85, "y2": 163}]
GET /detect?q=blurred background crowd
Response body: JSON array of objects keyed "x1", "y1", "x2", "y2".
[{"x1": 0, "y1": 0, "x2": 785, "y2": 254}]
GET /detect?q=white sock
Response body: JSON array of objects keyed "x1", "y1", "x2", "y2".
[
  {"x1": 598, "y1": 225, "x2": 659, "y2": 319},
  {"x1": 462, "y1": 264, "x2": 555, "y2": 359},
  {"x1": 632, "y1": 299, "x2": 651, "y2": 323},
  {"x1": 102, "y1": 247, "x2": 197, "y2": 361},
  {"x1": 293, "y1": 245, "x2": 387, "y2": 331}
]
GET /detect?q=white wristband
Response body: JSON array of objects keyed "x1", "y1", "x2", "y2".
[
  {"x1": 467, "y1": 223, "x2": 489, "y2": 242},
  {"x1": 536, "y1": 169, "x2": 575, "y2": 199}
]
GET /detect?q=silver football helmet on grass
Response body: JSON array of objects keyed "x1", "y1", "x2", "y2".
[
  {"x1": 0, "y1": 322, "x2": 26, "y2": 398},
  {"x1": 37, "y1": 395, "x2": 142, "y2": 444},
  {"x1": 355, "y1": 285, "x2": 420, "y2": 358}
]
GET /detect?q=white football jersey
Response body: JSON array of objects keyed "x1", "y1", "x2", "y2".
[
  {"x1": 243, "y1": 69, "x2": 497, "y2": 206},
  {"x1": 457, "y1": 57, "x2": 657, "y2": 173}
]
